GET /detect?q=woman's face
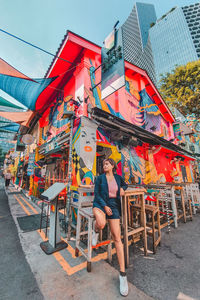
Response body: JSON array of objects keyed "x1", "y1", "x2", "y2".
[{"x1": 103, "y1": 160, "x2": 114, "y2": 173}]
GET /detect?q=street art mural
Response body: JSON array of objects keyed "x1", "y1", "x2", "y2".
[
  {"x1": 39, "y1": 95, "x2": 74, "y2": 144},
  {"x1": 184, "y1": 114, "x2": 200, "y2": 147},
  {"x1": 95, "y1": 128, "x2": 193, "y2": 185},
  {"x1": 72, "y1": 117, "x2": 98, "y2": 186},
  {"x1": 86, "y1": 59, "x2": 173, "y2": 140}
]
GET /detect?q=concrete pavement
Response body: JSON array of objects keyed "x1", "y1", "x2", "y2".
[
  {"x1": 0, "y1": 181, "x2": 43, "y2": 300},
  {"x1": 3, "y1": 179, "x2": 200, "y2": 300},
  {"x1": 2, "y1": 181, "x2": 153, "y2": 300},
  {"x1": 112, "y1": 210, "x2": 200, "y2": 300}
]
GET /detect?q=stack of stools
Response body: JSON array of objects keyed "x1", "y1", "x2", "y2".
[
  {"x1": 175, "y1": 186, "x2": 192, "y2": 222},
  {"x1": 185, "y1": 183, "x2": 200, "y2": 214},
  {"x1": 74, "y1": 186, "x2": 112, "y2": 272},
  {"x1": 122, "y1": 188, "x2": 147, "y2": 268},
  {"x1": 157, "y1": 187, "x2": 176, "y2": 230}
]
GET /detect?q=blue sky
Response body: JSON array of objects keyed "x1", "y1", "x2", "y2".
[{"x1": 0, "y1": 0, "x2": 199, "y2": 106}]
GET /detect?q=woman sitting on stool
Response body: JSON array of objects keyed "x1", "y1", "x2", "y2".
[{"x1": 92, "y1": 158, "x2": 129, "y2": 297}]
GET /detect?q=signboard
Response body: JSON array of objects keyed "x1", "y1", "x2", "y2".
[
  {"x1": 104, "y1": 30, "x2": 115, "y2": 51},
  {"x1": 27, "y1": 152, "x2": 35, "y2": 176},
  {"x1": 16, "y1": 135, "x2": 25, "y2": 152},
  {"x1": 22, "y1": 134, "x2": 35, "y2": 145},
  {"x1": 101, "y1": 27, "x2": 125, "y2": 100},
  {"x1": 45, "y1": 139, "x2": 56, "y2": 154}
]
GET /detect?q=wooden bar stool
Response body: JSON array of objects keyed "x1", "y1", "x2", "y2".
[
  {"x1": 132, "y1": 191, "x2": 161, "y2": 254},
  {"x1": 158, "y1": 187, "x2": 177, "y2": 230},
  {"x1": 121, "y1": 188, "x2": 147, "y2": 268},
  {"x1": 175, "y1": 186, "x2": 192, "y2": 222},
  {"x1": 73, "y1": 186, "x2": 112, "y2": 272},
  {"x1": 144, "y1": 190, "x2": 161, "y2": 253}
]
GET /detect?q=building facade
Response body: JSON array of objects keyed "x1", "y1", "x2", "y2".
[
  {"x1": 149, "y1": 3, "x2": 200, "y2": 84},
  {"x1": 122, "y1": 2, "x2": 157, "y2": 84},
  {"x1": 122, "y1": 2, "x2": 200, "y2": 86},
  {"x1": 20, "y1": 31, "x2": 194, "y2": 196}
]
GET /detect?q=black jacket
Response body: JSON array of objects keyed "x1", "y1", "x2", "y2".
[{"x1": 93, "y1": 173, "x2": 128, "y2": 208}]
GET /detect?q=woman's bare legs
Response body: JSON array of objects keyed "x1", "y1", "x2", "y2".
[
  {"x1": 93, "y1": 210, "x2": 125, "y2": 272},
  {"x1": 108, "y1": 219, "x2": 125, "y2": 273},
  {"x1": 93, "y1": 207, "x2": 106, "y2": 231}
]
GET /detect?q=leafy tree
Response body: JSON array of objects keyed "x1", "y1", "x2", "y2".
[{"x1": 159, "y1": 61, "x2": 200, "y2": 117}]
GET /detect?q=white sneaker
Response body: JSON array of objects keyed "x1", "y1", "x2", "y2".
[
  {"x1": 92, "y1": 230, "x2": 99, "y2": 246},
  {"x1": 119, "y1": 275, "x2": 129, "y2": 297}
]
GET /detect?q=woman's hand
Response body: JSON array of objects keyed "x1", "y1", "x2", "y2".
[
  {"x1": 120, "y1": 188, "x2": 125, "y2": 196},
  {"x1": 104, "y1": 206, "x2": 112, "y2": 216}
]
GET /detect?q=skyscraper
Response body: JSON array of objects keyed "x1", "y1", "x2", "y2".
[
  {"x1": 122, "y1": 2, "x2": 200, "y2": 86},
  {"x1": 122, "y1": 2, "x2": 157, "y2": 83},
  {"x1": 149, "y1": 2, "x2": 200, "y2": 84}
]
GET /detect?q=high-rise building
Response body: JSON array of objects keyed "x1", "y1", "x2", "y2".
[
  {"x1": 122, "y1": 2, "x2": 157, "y2": 83},
  {"x1": 122, "y1": 2, "x2": 200, "y2": 86},
  {"x1": 149, "y1": 2, "x2": 200, "y2": 84}
]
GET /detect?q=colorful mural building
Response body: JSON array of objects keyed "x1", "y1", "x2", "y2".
[
  {"x1": 16, "y1": 30, "x2": 195, "y2": 196},
  {"x1": 171, "y1": 108, "x2": 200, "y2": 178},
  {"x1": 1, "y1": 31, "x2": 198, "y2": 195}
]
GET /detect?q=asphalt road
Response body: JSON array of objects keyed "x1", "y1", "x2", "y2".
[
  {"x1": 0, "y1": 180, "x2": 43, "y2": 300},
  {"x1": 112, "y1": 212, "x2": 200, "y2": 300}
]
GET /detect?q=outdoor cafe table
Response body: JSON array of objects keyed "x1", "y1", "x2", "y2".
[{"x1": 121, "y1": 187, "x2": 147, "y2": 268}]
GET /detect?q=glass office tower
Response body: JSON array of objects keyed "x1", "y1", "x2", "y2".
[
  {"x1": 149, "y1": 3, "x2": 200, "y2": 84},
  {"x1": 122, "y1": 2, "x2": 200, "y2": 86},
  {"x1": 122, "y1": 2, "x2": 157, "y2": 83}
]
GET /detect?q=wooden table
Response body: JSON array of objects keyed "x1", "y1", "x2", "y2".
[{"x1": 121, "y1": 187, "x2": 147, "y2": 268}]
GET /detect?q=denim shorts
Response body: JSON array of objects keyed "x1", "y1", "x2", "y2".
[{"x1": 93, "y1": 198, "x2": 121, "y2": 219}]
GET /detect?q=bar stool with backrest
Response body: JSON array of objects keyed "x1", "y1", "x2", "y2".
[
  {"x1": 122, "y1": 187, "x2": 147, "y2": 268},
  {"x1": 143, "y1": 189, "x2": 161, "y2": 254},
  {"x1": 74, "y1": 186, "x2": 112, "y2": 272},
  {"x1": 186, "y1": 183, "x2": 200, "y2": 214}
]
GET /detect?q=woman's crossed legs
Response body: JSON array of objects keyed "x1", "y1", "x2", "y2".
[{"x1": 93, "y1": 207, "x2": 125, "y2": 272}]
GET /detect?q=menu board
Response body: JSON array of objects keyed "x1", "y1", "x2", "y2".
[{"x1": 27, "y1": 153, "x2": 35, "y2": 176}]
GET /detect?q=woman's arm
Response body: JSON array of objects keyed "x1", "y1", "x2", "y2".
[{"x1": 94, "y1": 176, "x2": 107, "y2": 208}]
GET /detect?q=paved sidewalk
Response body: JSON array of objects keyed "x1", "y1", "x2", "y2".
[
  {"x1": 5, "y1": 184, "x2": 154, "y2": 300},
  {"x1": 0, "y1": 182, "x2": 43, "y2": 300},
  {"x1": 112, "y1": 210, "x2": 200, "y2": 300}
]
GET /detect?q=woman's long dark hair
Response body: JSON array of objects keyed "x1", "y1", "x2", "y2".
[{"x1": 103, "y1": 158, "x2": 117, "y2": 173}]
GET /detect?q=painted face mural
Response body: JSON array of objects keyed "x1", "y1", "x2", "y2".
[
  {"x1": 72, "y1": 118, "x2": 97, "y2": 185},
  {"x1": 123, "y1": 89, "x2": 145, "y2": 127},
  {"x1": 77, "y1": 128, "x2": 96, "y2": 171}
]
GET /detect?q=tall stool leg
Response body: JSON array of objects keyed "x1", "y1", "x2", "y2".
[
  {"x1": 157, "y1": 210, "x2": 161, "y2": 246},
  {"x1": 75, "y1": 211, "x2": 81, "y2": 257},
  {"x1": 152, "y1": 211, "x2": 156, "y2": 254},
  {"x1": 40, "y1": 201, "x2": 44, "y2": 232},
  {"x1": 181, "y1": 189, "x2": 186, "y2": 223},
  {"x1": 188, "y1": 199, "x2": 193, "y2": 221},
  {"x1": 140, "y1": 194, "x2": 147, "y2": 256},
  {"x1": 67, "y1": 204, "x2": 72, "y2": 240},
  {"x1": 87, "y1": 217, "x2": 92, "y2": 272}
]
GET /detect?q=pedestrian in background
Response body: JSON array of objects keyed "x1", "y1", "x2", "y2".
[
  {"x1": 92, "y1": 158, "x2": 129, "y2": 297},
  {"x1": 5, "y1": 170, "x2": 11, "y2": 189}
]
